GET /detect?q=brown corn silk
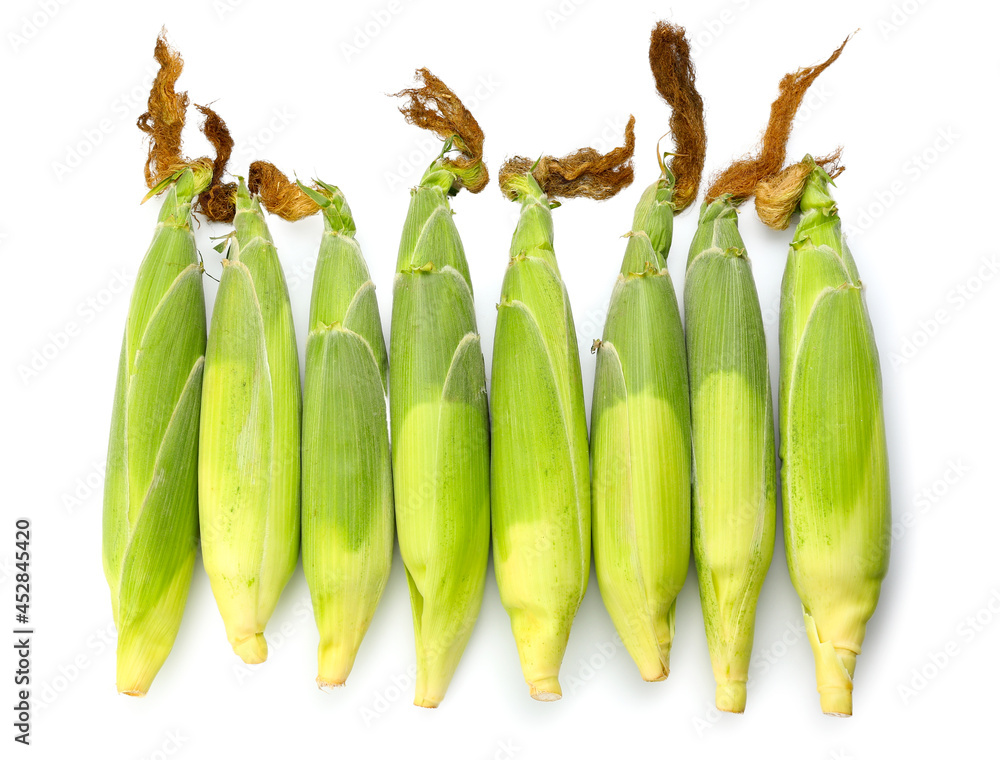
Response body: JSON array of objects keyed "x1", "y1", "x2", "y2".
[
  {"x1": 705, "y1": 35, "x2": 850, "y2": 203},
  {"x1": 394, "y1": 68, "x2": 489, "y2": 193},
  {"x1": 499, "y1": 116, "x2": 636, "y2": 200},
  {"x1": 649, "y1": 20, "x2": 706, "y2": 210}
]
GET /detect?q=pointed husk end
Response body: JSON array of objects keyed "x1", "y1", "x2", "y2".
[{"x1": 232, "y1": 632, "x2": 268, "y2": 665}]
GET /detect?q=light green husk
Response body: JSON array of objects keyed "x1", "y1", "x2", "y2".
[
  {"x1": 492, "y1": 172, "x2": 591, "y2": 701},
  {"x1": 777, "y1": 158, "x2": 890, "y2": 717},
  {"x1": 102, "y1": 164, "x2": 211, "y2": 695},
  {"x1": 591, "y1": 165, "x2": 691, "y2": 683},
  {"x1": 685, "y1": 195, "x2": 776, "y2": 713},
  {"x1": 390, "y1": 148, "x2": 491, "y2": 708},
  {"x1": 199, "y1": 178, "x2": 301, "y2": 664},
  {"x1": 300, "y1": 181, "x2": 394, "y2": 690}
]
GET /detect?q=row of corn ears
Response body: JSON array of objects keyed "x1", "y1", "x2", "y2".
[{"x1": 103, "y1": 24, "x2": 888, "y2": 717}]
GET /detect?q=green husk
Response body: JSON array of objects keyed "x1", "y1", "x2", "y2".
[
  {"x1": 591, "y1": 165, "x2": 691, "y2": 683},
  {"x1": 685, "y1": 196, "x2": 776, "y2": 712},
  {"x1": 774, "y1": 158, "x2": 890, "y2": 716},
  {"x1": 492, "y1": 172, "x2": 592, "y2": 701},
  {"x1": 390, "y1": 138, "x2": 491, "y2": 707},
  {"x1": 300, "y1": 181, "x2": 394, "y2": 690},
  {"x1": 590, "y1": 21, "x2": 704, "y2": 687},
  {"x1": 199, "y1": 178, "x2": 301, "y2": 664},
  {"x1": 102, "y1": 164, "x2": 210, "y2": 695}
]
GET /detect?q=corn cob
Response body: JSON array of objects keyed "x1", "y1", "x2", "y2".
[
  {"x1": 758, "y1": 156, "x2": 890, "y2": 716},
  {"x1": 390, "y1": 70, "x2": 491, "y2": 707},
  {"x1": 494, "y1": 122, "x2": 636, "y2": 700},
  {"x1": 591, "y1": 22, "x2": 704, "y2": 685},
  {"x1": 687, "y1": 39, "x2": 848, "y2": 712},
  {"x1": 199, "y1": 178, "x2": 301, "y2": 664},
  {"x1": 102, "y1": 163, "x2": 212, "y2": 696},
  {"x1": 298, "y1": 179, "x2": 394, "y2": 690},
  {"x1": 685, "y1": 196, "x2": 775, "y2": 712}
]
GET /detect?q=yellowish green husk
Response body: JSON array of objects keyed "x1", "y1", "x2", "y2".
[
  {"x1": 390, "y1": 155, "x2": 490, "y2": 707},
  {"x1": 199, "y1": 178, "x2": 301, "y2": 664},
  {"x1": 778, "y1": 159, "x2": 890, "y2": 716},
  {"x1": 102, "y1": 165, "x2": 211, "y2": 695},
  {"x1": 591, "y1": 168, "x2": 691, "y2": 683},
  {"x1": 492, "y1": 173, "x2": 590, "y2": 700},
  {"x1": 685, "y1": 196, "x2": 776, "y2": 712},
  {"x1": 300, "y1": 181, "x2": 394, "y2": 689}
]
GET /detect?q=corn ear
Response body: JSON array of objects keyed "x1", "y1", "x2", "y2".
[
  {"x1": 390, "y1": 160, "x2": 491, "y2": 707},
  {"x1": 591, "y1": 169, "x2": 691, "y2": 683},
  {"x1": 300, "y1": 181, "x2": 393, "y2": 689},
  {"x1": 685, "y1": 196, "x2": 776, "y2": 712},
  {"x1": 492, "y1": 173, "x2": 590, "y2": 701},
  {"x1": 199, "y1": 178, "x2": 301, "y2": 664},
  {"x1": 102, "y1": 165, "x2": 210, "y2": 695},
  {"x1": 779, "y1": 159, "x2": 889, "y2": 716}
]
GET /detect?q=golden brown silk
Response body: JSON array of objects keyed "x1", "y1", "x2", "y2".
[
  {"x1": 705, "y1": 35, "x2": 851, "y2": 203},
  {"x1": 248, "y1": 162, "x2": 322, "y2": 222},
  {"x1": 755, "y1": 150, "x2": 845, "y2": 230},
  {"x1": 499, "y1": 116, "x2": 637, "y2": 201},
  {"x1": 649, "y1": 21, "x2": 706, "y2": 213},
  {"x1": 393, "y1": 68, "x2": 489, "y2": 193}
]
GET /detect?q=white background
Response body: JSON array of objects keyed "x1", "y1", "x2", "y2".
[{"x1": 2, "y1": 0, "x2": 997, "y2": 756}]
